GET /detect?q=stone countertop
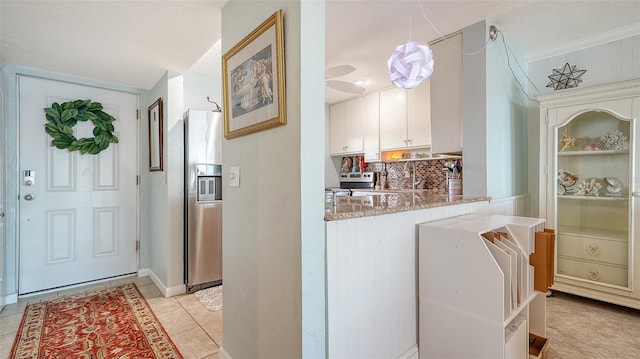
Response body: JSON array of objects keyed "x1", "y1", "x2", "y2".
[{"x1": 324, "y1": 190, "x2": 490, "y2": 221}]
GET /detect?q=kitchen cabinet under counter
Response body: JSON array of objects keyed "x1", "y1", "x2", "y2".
[{"x1": 325, "y1": 194, "x2": 490, "y2": 358}]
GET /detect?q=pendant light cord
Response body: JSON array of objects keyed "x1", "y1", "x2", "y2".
[
  {"x1": 409, "y1": 0, "x2": 413, "y2": 41},
  {"x1": 417, "y1": 1, "x2": 540, "y2": 103},
  {"x1": 497, "y1": 30, "x2": 541, "y2": 103},
  {"x1": 417, "y1": 1, "x2": 489, "y2": 55}
]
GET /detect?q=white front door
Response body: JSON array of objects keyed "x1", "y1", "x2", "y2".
[{"x1": 18, "y1": 75, "x2": 138, "y2": 295}]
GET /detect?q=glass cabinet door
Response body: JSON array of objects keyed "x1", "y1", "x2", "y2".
[{"x1": 554, "y1": 110, "x2": 631, "y2": 288}]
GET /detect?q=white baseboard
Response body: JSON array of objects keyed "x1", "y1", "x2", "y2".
[
  {"x1": 137, "y1": 268, "x2": 150, "y2": 277},
  {"x1": 219, "y1": 347, "x2": 232, "y2": 359},
  {"x1": 140, "y1": 268, "x2": 185, "y2": 297},
  {"x1": 3, "y1": 293, "x2": 18, "y2": 305}
]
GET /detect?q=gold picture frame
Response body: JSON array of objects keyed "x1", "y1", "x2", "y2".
[
  {"x1": 148, "y1": 97, "x2": 163, "y2": 171},
  {"x1": 222, "y1": 9, "x2": 286, "y2": 139}
]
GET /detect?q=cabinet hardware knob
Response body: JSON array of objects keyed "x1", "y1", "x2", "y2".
[
  {"x1": 587, "y1": 244, "x2": 600, "y2": 256},
  {"x1": 588, "y1": 268, "x2": 600, "y2": 281}
]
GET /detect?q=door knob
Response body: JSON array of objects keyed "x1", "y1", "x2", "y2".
[
  {"x1": 633, "y1": 191, "x2": 640, "y2": 197},
  {"x1": 23, "y1": 194, "x2": 35, "y2": 201}
]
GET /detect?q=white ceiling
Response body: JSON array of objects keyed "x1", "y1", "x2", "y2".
[
  {"x1": 0, "y1": 0, "x2": 226, "y2": 89},
  {"x1": 2, "y1": 1, "x2": 639, "y2": 103},
  {"x1": 325, "y1": 0, "x2": 640, "y2": 103}
]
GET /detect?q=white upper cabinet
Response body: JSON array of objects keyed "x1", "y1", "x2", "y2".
[
  {"x1": 407, "y1": 81, "x2": 432, "y2": 147},
  {"x1": 330, "y1": 99, "x2": 364, "y2": 155},
  {"x1": 362, "y1": 92, "x2": 380, "y2": 161},
  {"x1": 379, "y1": 83, "x2": 431, "y2": 150},
  {"x1": 430, "y1": 33, "x2": 462, "y2": 153},
  {"x1": 379, "y1": 87, "x2": 408, "y2": 150}
]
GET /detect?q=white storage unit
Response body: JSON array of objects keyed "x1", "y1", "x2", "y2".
[
  {"x1": 418, "y1": 214, "x2": 548, "y2": 359},
  {"x1": 538, "y1": 79, "x2": 640, "y2": 308}
]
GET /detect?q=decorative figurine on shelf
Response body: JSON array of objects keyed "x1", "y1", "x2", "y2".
[
  {"x1": 584, "y1": 142, "x2": 600, "y2": 151},
  {"x1": 557, "y1": 169, "x2": 579, "y2": 195},
  {"x1": 599, "y1": 130, "x2": 629, "y2": 151},
  {"x1": 560, "y1": 135, "x2": 576, "y2": 152},
  {"x1": 576, "y1": 178, "x2": 602, "y2": 196},
  {"x1": 603, "y1": 177, "x2": 623, "y2": 197}
]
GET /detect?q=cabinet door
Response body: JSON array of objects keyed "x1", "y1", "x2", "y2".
[
  {"x1": 552, "y1": 103, "x2": 634, "y2": 288},
  {"x1": 406, "y1": 81, "x2": 431, "y2": 148},
  {"x1": 379, "y1": 87, "x2": 407, "y2": 150},
  {"x1": 330, "y1": 102, "x2": 347, "y2": 154},
  {"x1": 430, "y1": 33, "x2": 462, "y2": 153},
  {"x1": 345, "y1": 97, "x2": 364, "y2": 153},
  {"x1": 363, "y1": 92, "x2": 380, "y2": 161}
]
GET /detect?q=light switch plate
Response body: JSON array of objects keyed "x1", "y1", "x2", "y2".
[{"x1": 229, "y1": 166, "x2": 240, "y2": 187}]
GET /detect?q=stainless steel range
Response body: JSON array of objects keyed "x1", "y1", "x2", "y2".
[{"x1": 339, "y1": 171, "x2": 376, "y2": 189}]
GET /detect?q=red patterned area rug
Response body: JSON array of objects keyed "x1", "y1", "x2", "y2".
[{"x1": 10, "y1": 283, "x2": 183, "y2": 359}]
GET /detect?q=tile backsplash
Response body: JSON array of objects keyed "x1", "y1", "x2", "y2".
[{"x1": 366, "y1": 159, "x2": 453, "y2": 193}]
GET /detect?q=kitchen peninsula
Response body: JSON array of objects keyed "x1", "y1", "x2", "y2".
[
  {"x1": 325, "y1": 190, "x2": 489, "y2": 221},
  {"x1": 325, "y1": 190, "x2": 491, "y2": 358}
]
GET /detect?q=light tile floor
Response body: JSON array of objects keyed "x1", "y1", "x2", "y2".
[{"x1": 0, "y1": 275, "x2": 223, "y2": 359}]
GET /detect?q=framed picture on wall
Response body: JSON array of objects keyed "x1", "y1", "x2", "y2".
[
  {"x1": 148, "y1": 97, "x2": 163, "y2": 171},
  {"x1": 222, "y1": 9, "x2": 286, "y2": 139}
]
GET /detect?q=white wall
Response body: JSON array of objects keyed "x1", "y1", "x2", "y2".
[
  {"x1": 144, "y1": 73, "x2": 171, "y2": 285},
  {"x1": 0, "y1": 70, "x2": 5, "y2": 306},
  {"x1": 485, "y1": 22, "x2": 529, "y2": 198},
  {"x1": 462, "y1": 21, "x2": 488, "y2": 197},
  {"x1": 183, "y1": 72, "x2": 222, "y2": 112},
  {"x1": 141, "y1": 70, "x2": 221, "y2": 293},
  {"x1": 166, "y1": 74, "x2": 184, "y2": 289},
  {"x1": 221, "y1": 0, "x2": 326, "y2": 358},
  {"x1": 299, "y1": 2, "x2": 327, "y2": 356},
  {"x1": 462, "y1": 20, "x2": 529, "y2": 200}
]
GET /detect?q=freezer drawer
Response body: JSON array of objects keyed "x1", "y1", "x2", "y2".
[{"x1": 185, "y1": 202, "x2": 222, "y2": 292}]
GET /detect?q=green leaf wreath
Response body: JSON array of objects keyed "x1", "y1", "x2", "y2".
[{"x1": 44, "y1": 99, "x2": 119, "y2": 155}]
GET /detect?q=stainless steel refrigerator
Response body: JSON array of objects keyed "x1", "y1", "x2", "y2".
[{"x1": 184, "y1": 109, "x2": 222, "y2": 293}]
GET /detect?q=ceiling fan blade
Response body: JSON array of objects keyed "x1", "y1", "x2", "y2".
[
  {"x1": 325, "y1": 64, "x2": 356, "y2": 79},
  {"x1": 326, "y1": 80, "x2": 365, "y2": 94}
]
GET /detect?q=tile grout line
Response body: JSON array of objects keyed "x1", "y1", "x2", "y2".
[{"x1": 177, "y1": 298, "x2": 222, "y2": 347}]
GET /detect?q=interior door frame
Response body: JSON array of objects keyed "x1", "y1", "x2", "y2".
[
  {"x1": 0, "y1": 85, "x2": 6, "y2": 309},
  {"x1": 1, "y1": 65, "x2": 142, "y2": 301}
]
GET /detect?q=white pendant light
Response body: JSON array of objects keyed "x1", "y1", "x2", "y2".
[{"x1": 388, "y1": 41, "x2": 434, "y2": 89}]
